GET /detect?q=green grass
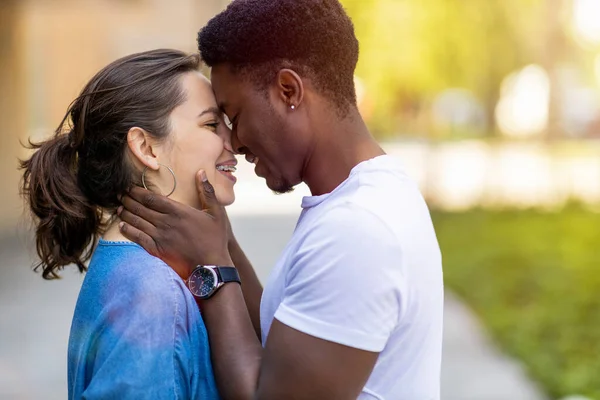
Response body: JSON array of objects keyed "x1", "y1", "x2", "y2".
[{"x1": 432, "y1": 206, "x2": 600, "y2": 399}]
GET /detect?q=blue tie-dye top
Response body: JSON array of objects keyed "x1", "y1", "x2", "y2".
[{"x1": 67, "y1": 239, "x2": 219, "y2": 399}]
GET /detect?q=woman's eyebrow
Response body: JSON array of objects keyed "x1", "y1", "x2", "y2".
[{"x1": 198, "y1": 107, "x2": 221, "y2": 118}]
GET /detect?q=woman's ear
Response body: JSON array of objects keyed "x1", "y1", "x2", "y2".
[{"x1": 127, "y1": 127, "x2": 160, "y2": 171}]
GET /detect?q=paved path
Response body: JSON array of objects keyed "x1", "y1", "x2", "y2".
[{"x1": 0, "y1": 213, "x2": 547, "y2": 400}]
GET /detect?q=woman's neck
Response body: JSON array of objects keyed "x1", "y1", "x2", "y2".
[{"x1": 102, "y1": 216, "x2": 132, "y2": 242}]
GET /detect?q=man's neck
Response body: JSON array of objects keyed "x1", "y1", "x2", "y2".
[{"x1": 302, "y1": 107, "x2": 384, "y2": 196}]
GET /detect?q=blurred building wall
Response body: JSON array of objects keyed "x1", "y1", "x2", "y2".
[
  {"x1": 0, "y1": 1, "x2": 26, "y2": 230},
  {"x1": 0, "y1": 0, "x2": 227, "y2": 232}
]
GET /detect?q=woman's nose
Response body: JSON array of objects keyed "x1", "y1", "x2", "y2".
[
  {"x1": 224, "y1": 137, "x2": 234, "y2": 153},
  {"x1": 218, "y1": 123, "x2": 234, "y2": 153}
]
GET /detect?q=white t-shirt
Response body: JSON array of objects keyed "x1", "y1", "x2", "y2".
[{"x1": 260, "y1": 155, "x2": 444, "y2": 400}]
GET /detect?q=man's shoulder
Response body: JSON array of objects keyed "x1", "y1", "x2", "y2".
[
  {"x1": 295, "y1": 202, "x2": 402, "y2": 262},
  {"x1": 311, "y1": 200, "x2": 391, "y2": 232},
  {"x1": 318, "y1": 177, "x2": 425, "y2": 233},
  {"x1": 300, "y1": 170, "x2": 436, "y2": 260}
]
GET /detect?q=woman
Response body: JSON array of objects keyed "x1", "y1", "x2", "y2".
[{"x1": 20, "y1": 49, "x2": 236, "y2": 399}]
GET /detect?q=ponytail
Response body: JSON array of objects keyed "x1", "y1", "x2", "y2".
[
  {"x1": 20, "y1": 133, "x2": 101, "y2": 279},
  {"x1": 19, "y1": 49, "x2": 201, "y2": 279}
]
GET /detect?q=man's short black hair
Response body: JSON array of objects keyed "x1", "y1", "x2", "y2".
[{"x1": 198, "y1": 0, "x2": 359, "y2": 113}]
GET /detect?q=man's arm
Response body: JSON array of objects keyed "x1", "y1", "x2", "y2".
[
  {"x1": 227, "y1": 234, "x2": 263, "y2": 339},
  {"x1": 196, "y1": 283, "x2": 262, "y2": 399},
  {"x1": 198, "y1": 281, "x2": 378, "y2": 400},
  {"x1": 118, "y1": 171, "x2": 396, "y2": 399},
  {"x1": 257, "y1": 320, "x2": 378, "y2": 399}
]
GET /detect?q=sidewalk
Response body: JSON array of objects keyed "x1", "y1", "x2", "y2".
[{"x1": 441, "y1": 292, "x2": 548, "y2": 400}]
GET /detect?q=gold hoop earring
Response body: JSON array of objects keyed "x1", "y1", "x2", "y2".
[{"x1": 141, "y1": 163, "x2": 177, "y2": 197}]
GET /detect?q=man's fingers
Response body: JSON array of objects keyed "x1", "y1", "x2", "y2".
[
  {"x1": 127, "y1": 185, "x2": 177, "y2": 214},
  {"x1": 119, "y1": 222, "x2": 159, "y2": 257},
  {"x1": 196, "y1": 170, "x2": 223, "y2": 217},
  {"x1": 120, "y1": 193, "x2": 165, "y2": 226},
  {"x1": 118, "y1": 207, "x2": 159, "y2": 238}
]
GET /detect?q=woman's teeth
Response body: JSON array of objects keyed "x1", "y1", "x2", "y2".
[{"x1": 216, "y1": 165, "x2": 237, "y2": 172}]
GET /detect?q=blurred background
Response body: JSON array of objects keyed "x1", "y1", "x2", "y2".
[{"x1": 1, "y1": 0, "x2": 599, "y2": 399}]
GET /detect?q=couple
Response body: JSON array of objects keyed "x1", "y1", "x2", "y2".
[{"x1": 21, "y1": 1, "x2": 443, "y2": 399}]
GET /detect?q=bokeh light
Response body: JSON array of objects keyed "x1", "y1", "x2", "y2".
[
  {"x1": 595, "y1": 54, "x2": 600, "y2": 86},
  {"x1": 573, "y1": 0, "x2": 600, "y2": 45},
  {"x1": 496, "y1": 65, "x2": 550, "y2": 138}
]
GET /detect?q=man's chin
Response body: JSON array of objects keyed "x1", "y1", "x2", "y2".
[
  {"x1": 271, "y1": 187, "x2": 295, "y2": 195},
  {"x1": 265, "y1": 176, "x2": 294, "y2": 194}
]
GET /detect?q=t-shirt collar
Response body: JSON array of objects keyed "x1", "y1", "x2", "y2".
[{"x1": 301, "y1": 155, "x2": 392, "y2": 209}]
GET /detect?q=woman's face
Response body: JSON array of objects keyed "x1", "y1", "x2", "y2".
[{"x1": 151, "y1": 72, "x2": 237, "y2": 208}]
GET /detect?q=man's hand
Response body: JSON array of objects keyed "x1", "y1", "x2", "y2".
[{"x1": 118, "y1": 170, "x2": 232, "y2": 279}]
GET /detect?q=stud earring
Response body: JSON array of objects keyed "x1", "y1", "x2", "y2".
[{"x1": 290, "y1": 105, "x2": 296, "y2": 110}]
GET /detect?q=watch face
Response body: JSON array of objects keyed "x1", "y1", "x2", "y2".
[{"x1": 188, "y1": 267, "x2": 218, "y2": 298}]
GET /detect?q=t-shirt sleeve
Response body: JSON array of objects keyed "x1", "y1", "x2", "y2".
[
  {"x1": 273, "y1": 203, "x2": 406, "y2": 352},
  {"x1": 80, "y1": 264, "x2": 194, "y2": 399}
]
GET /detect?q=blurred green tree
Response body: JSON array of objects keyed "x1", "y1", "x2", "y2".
[{"x1": 341, "y1": 0, "x2": 564, "y2": 138}]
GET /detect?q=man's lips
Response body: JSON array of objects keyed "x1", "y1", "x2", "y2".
[
  {"x1": 245, "y1": 154, "x2": 258, "y2": 164},
  {"x1": 253, "y1": 159, "x2": 268, "y2": 179}
]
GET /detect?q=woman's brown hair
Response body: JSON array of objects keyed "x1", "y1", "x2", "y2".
[{"x1": 20, "y1": 49, "x2": 200, "y2": 279}]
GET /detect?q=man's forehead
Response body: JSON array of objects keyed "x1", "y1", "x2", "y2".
[
  {"x1": 210, "y1": 65, "x2": 252, "y2": 113},
  {"x1": 210, "y1": 65, "x2": 235, "y2": 100},
  {"x1": 210, "y1": 64, "x2": 235, "y2": 85}
]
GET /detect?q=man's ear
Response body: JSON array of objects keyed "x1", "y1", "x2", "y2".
[
  {"x1": 127, "y1": 127, "x2": 160, "y2": 171},
  {"x1": 276, "y1": 68, "x2": 305, "y2": 109}
]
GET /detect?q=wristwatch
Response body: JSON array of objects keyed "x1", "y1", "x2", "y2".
[{"x1": 187, "y1": 265, "x2": 241, "y2": 299}]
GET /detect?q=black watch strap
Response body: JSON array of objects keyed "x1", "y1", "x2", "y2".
[{"x1": 216, "y1": 266, "x2": 241, "y2": 284}]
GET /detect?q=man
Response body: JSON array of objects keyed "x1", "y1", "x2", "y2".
[{"x1": 118, "y1": 0, "x2": 444, "y2": 399}]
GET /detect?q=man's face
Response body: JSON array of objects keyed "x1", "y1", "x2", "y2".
[{"x1": 210, "y1": 64, "x2": 306, "y2": 194}]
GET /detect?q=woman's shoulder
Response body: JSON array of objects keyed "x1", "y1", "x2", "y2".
[
  {"x1": 84, "y1": 239, "x2": 197, "y2": 316},
  {"x1": 90, "y1": 239, "x2": 175, "y2": 279},
  {"x1": 69, "y1": 242, "x2": 212, "y2": 396}
]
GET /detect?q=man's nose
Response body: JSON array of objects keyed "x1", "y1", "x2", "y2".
[{"x1": 231, "y1": 131, "x2": 246, "y2": 155}]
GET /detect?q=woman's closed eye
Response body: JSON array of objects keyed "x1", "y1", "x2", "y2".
[{"x1": 205, "y1": 121, "x2": 220, "y2": 132}]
